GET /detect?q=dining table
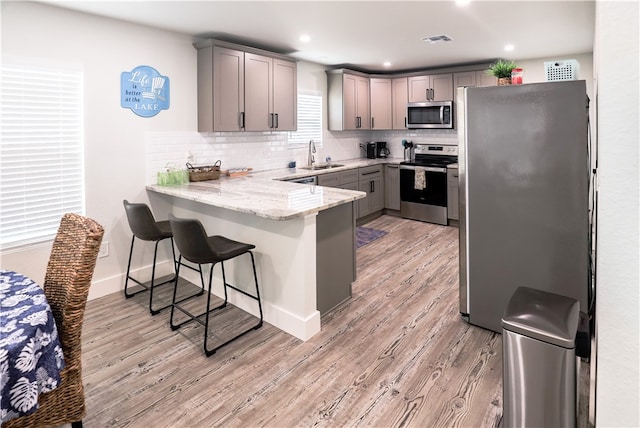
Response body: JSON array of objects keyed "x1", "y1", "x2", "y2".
[{"x1": 0, "y1": 269, "x2": 65, "y2": 424}]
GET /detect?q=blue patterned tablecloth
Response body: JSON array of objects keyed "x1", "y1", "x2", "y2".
[{"x1": 0, "y1": 269, "x2": 65, "y2": 423}]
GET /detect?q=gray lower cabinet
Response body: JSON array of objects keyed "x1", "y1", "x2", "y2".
[
  {"x1": 317, "y1": 202, "x2": 356, "y2": 314},
  {"x1": 385, "y1": 164, "x2": 400, "y2": 210},
  {"x1": 358, "y1": 165, "x2": 384, "y2": 217},
  {"x1": 318, "y1": 169, "x2": 360, "y2": 217},
  {"x1": 447, "y1": 166, "x2": 459, "y2": 221}
]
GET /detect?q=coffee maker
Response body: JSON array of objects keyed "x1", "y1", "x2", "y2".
[
  {"x1": 376, "y1": 141, "x2": 390, "y2": 158},
  {"x1": 363, "y1": 142, "x2": 376, "y2": 159}
]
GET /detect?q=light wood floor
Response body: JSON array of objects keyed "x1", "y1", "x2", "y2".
[{"x1": 80, "y1": 216, "x2": 504, "y2": 427}]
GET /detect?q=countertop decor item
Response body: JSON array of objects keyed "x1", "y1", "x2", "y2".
[
  {"x1": 186, "y1": 160, "x2": 221, "y2": 181},
  {"x1": 486, "y1": 59, "x2": 519, "y2": 86}
]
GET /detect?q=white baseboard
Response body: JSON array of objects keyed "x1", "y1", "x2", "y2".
[{"x1": 89, "y1": 261, "x2": 321, "y2": 342}]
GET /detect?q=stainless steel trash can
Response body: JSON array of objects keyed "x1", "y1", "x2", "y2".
[{"x1": 502, "y1": 286, "x2": 580, "y2": 428}]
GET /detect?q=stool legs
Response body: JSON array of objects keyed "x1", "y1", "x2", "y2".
[
  {"x1": 170, "y1": 252, "x2": 263, "y2": 357},
  {"x1": 125, "y1": 236, "x2": 202, "y2": 315}
]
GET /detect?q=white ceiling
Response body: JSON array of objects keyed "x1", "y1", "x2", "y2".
[{"x1": 41, "y1": 0, "x2": 595, "y2": 72}]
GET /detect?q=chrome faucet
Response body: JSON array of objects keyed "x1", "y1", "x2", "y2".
[{"x1": 308, "y1": 139, "x2": 316, "y2": 168}]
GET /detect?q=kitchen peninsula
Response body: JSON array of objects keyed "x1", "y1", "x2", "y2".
[{"x1": 147, "y1": 175, "x2": 365, "y2": 341}]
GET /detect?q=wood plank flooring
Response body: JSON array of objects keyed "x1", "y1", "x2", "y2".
[{"x1": 80, "y1": 216, "x2": 503, "y2": 427}]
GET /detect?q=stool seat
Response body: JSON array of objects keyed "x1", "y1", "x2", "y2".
[
  {"x1": 123, "y1": 200, "x2": 203, "y2": 314},
  {"x1": 168, "y1": 213, "x2": 263, "y2": 357}
]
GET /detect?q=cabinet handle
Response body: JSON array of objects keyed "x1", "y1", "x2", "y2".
[
  {"x1": 361, "y1": 170, "x2": 379, "y2": 176},
  {"x1": 370, "y1": 181, "x2": 374, "y2": 193},
  {"x1": 404, "y1": 117, "x2": 407, "y2": 128},
  {"x1": 240, "y1": 112, "x2": 245, "y2": 129},
  {"x1": 269, "y1": 113, "x2": 274, "y2": 128},
  {"x1": 275, "y1": 113, "x2": 279, "y2": 129},
  {"x1": 371, "y1": 117, "x2": 374, "y2": 129},
  {"x1": 387, "y1": 165, "x2": 399, "y2": 169},
  {"x1": 431, "y1": 88, "x2": 435, "y2": 100},
  {"x1": 425, "y1": 89, "x2": 429, "y2": 100}
]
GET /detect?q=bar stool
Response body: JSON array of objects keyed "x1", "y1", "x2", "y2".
[
  {"x1": 168, "y1": 213, "x2": 263, "y2": 357},
  {"x1": 123, "y1": 200, "x2": 203, "y2": 315}
]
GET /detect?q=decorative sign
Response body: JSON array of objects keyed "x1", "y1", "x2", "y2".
[{"x1": 121, "y1": 65, "x2": 170, "y2": 117}]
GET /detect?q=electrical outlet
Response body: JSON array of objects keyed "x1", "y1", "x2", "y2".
[{"x1": 98, "y1": 242, "x2": 109, "y2": 258}]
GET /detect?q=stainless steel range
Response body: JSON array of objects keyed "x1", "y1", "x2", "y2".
[{"x1": 399, "y1": 144, "x2": 458, "y2": 225}]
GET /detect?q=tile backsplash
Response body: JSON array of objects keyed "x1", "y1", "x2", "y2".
[{"x1": 145, "y1": 129, "x2": 457, "y2": 185}]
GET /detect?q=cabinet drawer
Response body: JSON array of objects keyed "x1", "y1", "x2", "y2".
[
  {"x1": 318, "y1": 172, "x2": 340, "y2": 187},
  {"x1": 359, "y1": 165, "x2": 383, "y2": 179},
  {"x1": 339, "y1": 170, "x2": 359, "y2": 185}
]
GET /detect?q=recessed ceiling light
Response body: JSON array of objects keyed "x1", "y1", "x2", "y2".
[
  {"x1": 456, "y1": 0, "x2": 471, "y2": 6},
  {"x1": 299, "y1": 34, "x2": 311, "y2": 43},
  {"x1": 504, "y1": 44, "x2": 515, "y2": 51},
  {"x1": 383, "y1": 61, "x2": 392, "y2": 67}
]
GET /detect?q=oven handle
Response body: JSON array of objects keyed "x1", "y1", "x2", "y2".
[{"x1": 400, "y1": 165, "x2": 447, "y2": 173}]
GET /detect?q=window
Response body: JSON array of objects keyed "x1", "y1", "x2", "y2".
[
  {"x1": 1, "y1": 61, "x2": 84, "y2": 251},
  {"x1": 288, "y1": 92, "x2": 322, "y2": 147}
]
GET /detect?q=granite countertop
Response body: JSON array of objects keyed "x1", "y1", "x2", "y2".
[
  {"x1": 252, "y1": 157, "x2": 403, "y2": 181},
  {"x1": 147, "y1": 157, "x2": 402, "y2": 221}
]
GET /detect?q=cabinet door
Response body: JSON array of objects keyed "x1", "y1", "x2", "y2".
[
  {"x1": 342, "y1": 74, "x2": 358, "y2": 130},
  {"x1": 385, "y1": 164, "x2": 400, "y2": 210},
  {"x1": 370, "y1": 78, "x2": 392, "y2": 130},
  {"x1": 392, "y1": 77, "x2": 408, "y2": 130},
  {"x1": 454, "y1": 70, "x2": 497, "y2": 88},
  {"x1": 431, "y1": 73, "x2": 453, "y2": 101},
  {"x1": 273, "y1": 59, "x2": 297, "y2": 131},
  {"x1": 408, "y1": 75, "x2": 430, "y2": 102},
  {"x1": 355, "y1": 75, "x2": 371, "y2": 129},
  {"x1": 244, "y1": 52, "x2": 272, "y2": 131},
  {"x1": 369, "y1": 177, "x2": 385, "y2": 212},
  {"x1": 476, "y1": 71, "x2": 497, "y2": 87},
  {"x1": 454, "y1": 71, "x2": 477, "y2": 88},
  {"x1": 212, "y1": 47, "x2": 244, "y2": 132},
  {"x1": 358, "y1": 180, "x2": 372, "y2": 217}
]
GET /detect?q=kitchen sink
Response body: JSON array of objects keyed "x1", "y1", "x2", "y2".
[{"x1": 299, "y1": 164, "x2": 344, "y2": 170}]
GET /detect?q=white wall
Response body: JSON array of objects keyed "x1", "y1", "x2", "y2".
[
  {"x1": 594, "y1": 1, "x2": 640, "y2": 426},
  {"x1": 1, "y1": 1, "x2": 197, "y2": 298}
]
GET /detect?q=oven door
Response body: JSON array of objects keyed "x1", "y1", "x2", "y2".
[
  {"x1": 400, "y1": 165, "x2": 449, "y2": 224},
  {"x1": 400, "y1": 165, "x2": 447, "y2": 205}
]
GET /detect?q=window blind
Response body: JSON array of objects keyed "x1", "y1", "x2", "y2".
[
  {"x1": 288, "y1": 93, "x2": 322, "y2": 147},
  {"x1": 1, "y1": 62, "x2": 84, "y2": 250}
]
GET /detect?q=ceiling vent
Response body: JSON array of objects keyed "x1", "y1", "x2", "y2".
[{"x1": 422, "y1": 34, "x2": 453, "y2": 44}]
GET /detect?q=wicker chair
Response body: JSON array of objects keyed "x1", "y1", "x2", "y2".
[{"x1": 4, "y1": 213, "x2": 104, "y2": 428}]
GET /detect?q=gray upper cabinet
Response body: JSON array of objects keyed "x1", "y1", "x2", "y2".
[
  {"x1": 454, "y1": 70, "x2": 497, "y2": 88},
  {"x1": 370, "y1": 78, "x2": 392, "y2": 130},
  {"x1": 392, "y1": 77, "x2": 408, "y2": 130},
  {"x1": 245, "y1": 53, "x2": 297, "y2": 131},
  {"x1": 197, "y1": 46, "x2": 245, "y2": 132},
  {"x1": 196, "y1": 40, "x2": 296, "y2": 133},
  {"x1": 327, "y1": 70, "x2": 370, "y2": 131},
  {"x1": 408, "y1": 73, "x2": 454, "y2": 102}
]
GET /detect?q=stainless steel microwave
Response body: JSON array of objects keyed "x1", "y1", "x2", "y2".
[{"x1": 407, "y1": 100, "x2": 454, "y2": 129}]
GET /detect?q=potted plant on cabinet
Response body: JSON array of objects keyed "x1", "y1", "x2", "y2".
[{"x1": 486, "y1": 59, "x2": 518, "y2": 86}]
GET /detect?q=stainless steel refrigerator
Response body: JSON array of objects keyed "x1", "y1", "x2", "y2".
[{"x1": 457, "y1": 80, "x2": 590, "y2": 333}]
